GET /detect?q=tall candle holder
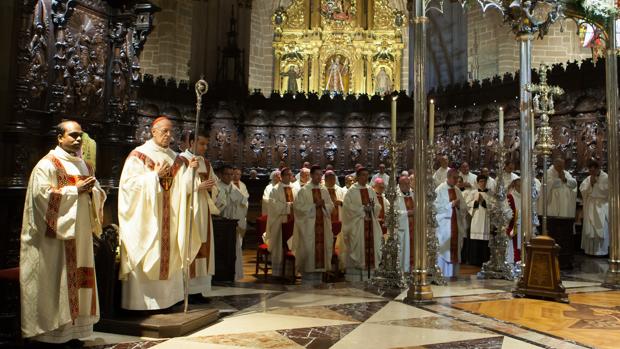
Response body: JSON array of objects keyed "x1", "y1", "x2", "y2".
[
  {"x1": 477, "y1": 142, "x2": 514, "y2": 280},
  {"x1": 425, "y1": 143, "x2": 446, "y2": 285},
  {"x1": 372, "y1": 138, "x2": 407, "y2": 289}
]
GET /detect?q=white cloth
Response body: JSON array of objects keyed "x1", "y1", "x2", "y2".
[
  {"x1": 546, "y1": 167, "x2": 577, "y2": 218},
  {"x1": 291, "y1": 183, "x2": 334, "y2": 273},
  {"x1": 459, "y1": 171, "x2": 478, "y2": 201},
  {"x1": 486, "y1": 176, "x2": 497, "y2": 193},
  {"x1": 468, "y1": 190, "x2": 492, "y2": 241},
  {"x1": 371, "y1": 172, "x2": 390, "y2": 186},
  {"x1": 433, "y1": 167, "x2": 450, "y2": 188},
  {"x1": 20, "y1": 147, "x2": 106, "y2": 342},
  {"x1": 580, "y1": 171, "x2": 609, "y2": 256},
  {"x1": 261, "y1": 183, "x2": 275, "y2": 215},
  {"x1": 435, "y1": 182, "x2": 467, "y2": 277},
  {"x1": 118, "y1": 139, "x2": 192, "y2": 310},
  {"x1": 180, "y1": 150, "x2": 218, "y2": 295},
  {"x1": 395, "y1": 191, "x2": 413, "y2": 272},
  {"x1": 265, "y1": 183, "x2": 298, "y2": 276},
  {"x1": 341, "y1": 183, "x2": 383, "y2": 271},
  {"x1": 215, "y1": 181, "x2": 249, "y2": 280}
]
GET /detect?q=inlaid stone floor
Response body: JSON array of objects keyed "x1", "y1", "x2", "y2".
[{"x1": 84, "y1": 253, "x2": 616, "y2": 349}]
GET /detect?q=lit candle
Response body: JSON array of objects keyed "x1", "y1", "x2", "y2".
[
  {"x1": 391, "y1": 96, "x2": 397, "y2": 141},
  {"x1": 429, "y1": 99, "x2": 435, "y2": 143},
  {"x1": 499, "y1": 106, "x2": 504, "y2": 145}
]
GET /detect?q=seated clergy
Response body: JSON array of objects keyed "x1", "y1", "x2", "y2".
[
  {"x1": 435, "y1": 168, "x2": 467, "y2": 278},
  {"x1": 506, "y1": 177, "x2": 522, "y2": 265},
  {"x1": 546, "y1": 158, "x2": 577, "y2": 218},
  {"x1": 396, "y1": 175, "x2": 414, "y2": 272},
  {"x1": 21, "y1": 121, "x2": 106, "y2": 345},
  {"x1": 262, "y1": 170, "x2": 281, "y2": 215},
  {"x1": 372, "y1": 178, "x2": 389, "y2": 235},
  {"x1": 119, "y1": 116, "x2": 195, "y2": 310},
  {"x1": 467, "y1": 175, "x2": 492, "y2": 266},
  {"x1": 215, "y1": 164, "x2": 249, "y2": 281},
  {"x1": 292, "y1": 165, "x2": 334, "y2": 279},
  {"x1": 342, "y1": 167, "x2": 383, "y2": 281},
  {"x1": 180, "y1": 130, "x2": 219, "y2": 298},
  {"x1": 580, "y1": 160, "x2": 609, "y2": 256},
  {"x1": 265, "y1": 168, "x2": 298, "y2": 277}
]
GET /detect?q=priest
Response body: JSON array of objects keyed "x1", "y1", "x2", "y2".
[
  {"x1": 433, "y1": 155, "x2": 450, "y2": 188},
  {"x1": 506, "y1": 177, "x2": 522, "y2": 265},
  {"x1": 262, "y1": 170, "x2": 281, "y2": 215},
  {"x1": 180, "y1": 130, "x2": 219, "y2": 298},
  {"x1": 21, "y1": 120, "x2": 106, "y2": 345},
  {"x1": 373, "y1": 178, "x2": 389, "y2": 235},
  {"x1": 435, "y1": 169, "x2": 467, "y2": 278},
  {"x1": 546, "y1": 158, "x2": 577, "y2": 218},
  {"x1": 291, "y1": 165, "x2": 334, "y2": 279},
  {"x1": 215, "y1": 164, "x2": 249, "y2": 281},
  {"x1": 580, "y1": 160, "x2": 609, "y2": 256},
  {"x1": 371, "y1": 163, "x2": 389, "y2": 185},
  {"x1": 265, "y1": 168, "x2": 298, "y2": 277},
  {"x1": 396, "y1": 175, "x2": 414, "y2": 272},
  {"x1": 341, "y1": 167, "x2": 383, "y2": 281},
  {"x1": 118, "y1": 116, "x2": 194, "y2": 310}
]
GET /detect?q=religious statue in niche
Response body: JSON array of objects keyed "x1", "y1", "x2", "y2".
[
  {"x1": 349, "y1": 135, "x2": 362, "y2": 162},
  {"x1": 324, "y1": 135, "x2": 338, "y2": 162},
  {"x1": 508, "y1": 129, "x2": 520, "y2": 165},
  {"x1": 284, "y1": 66, "x2": 300, "y2": 93},
  {"x1": 556, "y1": 126, "x2": 575, "y2": 161},
  {"x1": 28, "y1": 0, "x2": 48, "y2": 102},
  {"x1": 299, "y1": 134, "x2": 312, "y2": 160},
  {"x1": 375, "y1": 67, "x2": 392, "y2": 96},
  {"x1": 581, "y1": 123, "x2": 598, "y2": 169},
  {"x1": 325, "y1": 56, "x2": 349, "y2": 93},
  {"x1": 250, "y1": 133, "x2": 265, "y2": 159},
  {"x1": 320, "y1": 0, "x2": 356, "y2": 22},
  {"x1": 275, "y1": 134, "x2": 288, "y2": 160},
  {"x1": 378, "y1": 135, "x2": 390, "y2": 162},
  {"x1": 216, "y1": 127, "x2": 230, "y2": 149}
]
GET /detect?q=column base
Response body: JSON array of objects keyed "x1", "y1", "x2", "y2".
[
  {"x1": 403, "y1": 284, "x2": 434, "y2": 305},
  {"x1": 603, "y1": 264, "x2": 620, "y2": 289}
]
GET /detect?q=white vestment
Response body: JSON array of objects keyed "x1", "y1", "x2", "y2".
[
  {"x1": 546, "y1": 167, "x2": 577, "y2": 218},
  {"x1": 396, "y1": 191, "x2": 414, "y2": 272},
  {"x1": 341, "y1": 183, "x2": 383, "y2": 279},
  {"x1": 468, "y1": 190, "x2": 492, "y2": 241},
  {"x1": 291, "y1": 183, "x2": 334, "y2": 273},
  {"x1": 371, "y1": 172, "x2": 390, "y2": 186},
  {"x1": 486, "y1": 176, "x2": 497, "y2": 194},
  {"x1": 262, "y1": 182, "x2": 275, "y2": 215},
  {"x1": 118, "y1": 139, "x2": 192, "y2": 310},
  {"x1": 459, "y1": 171, "x2": 478, "y2": 201},
  {"x1": 433, "y1": 167, "x2": 450, "y2": 188},
  {"x1": 215, "y1": 181, "x2": 249, "y2": 280},
  {"x1": 435, "y1": 182, "x2": 467, "y2": 277},
  {"x1": 265, "y1": 183, "x2": 299, "y2": 276},
  {"x1": 20, "y1": 147, "x2": 106, "y2": 342},
  {"x1": 580, "y1": 171, "x2": 609, "y2": 256},
  {"x1": 180, "y1": 150, "x2": 219, "y2": 295}
]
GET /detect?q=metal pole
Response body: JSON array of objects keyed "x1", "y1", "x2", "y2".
[
  {"x1": 405, "y1": 0, "x2": 433, "y2": 304},
  {"x1": 604, "y1": 17, "x2": 620, "y2": 288},
  {"x1": 517, "y1": 35, "x2": 533, "y2": 270}
]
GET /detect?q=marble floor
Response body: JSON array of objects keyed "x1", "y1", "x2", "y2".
[{"x1": 83, "y1": 252, "x2": 616, "y2": 349}]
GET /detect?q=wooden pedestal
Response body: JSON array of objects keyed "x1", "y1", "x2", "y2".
[{"x1": 514, "y1": 235, "x2": 568, "y2": 302}]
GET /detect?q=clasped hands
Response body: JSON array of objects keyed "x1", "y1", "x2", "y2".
[{"x1": 76, "y1": 177, "x2": 96, "y2": 194}]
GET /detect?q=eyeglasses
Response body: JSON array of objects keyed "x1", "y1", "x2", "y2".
[{"x1": 154, "y1": 128, "x2": 173, "y2": 135}]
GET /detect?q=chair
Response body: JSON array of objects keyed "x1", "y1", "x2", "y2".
[{"x1": 254, "y1": 215, "x2": 270, "y2": 276}]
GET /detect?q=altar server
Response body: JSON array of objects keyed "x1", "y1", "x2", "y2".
[
  {"x1": 580, "y1": 160, "x2": 609, "y2": 256},
  {"x1": 467, "y1": 175, "x2": 492, "y2": 266}
]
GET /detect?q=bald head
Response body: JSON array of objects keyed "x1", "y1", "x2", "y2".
[{"x1": 398, "y1": 175, "x2": 410, "y2": 193}]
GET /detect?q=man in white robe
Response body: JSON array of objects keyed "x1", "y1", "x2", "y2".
[
  {"x1": 506, "y1": 178, "x2": 522, "y2": 265},
  {"x1": 480, "y1": 167, "x2": 496, "y2": 193},
  {"x1": 580, "y1": 160, "x2": 609, "y2": 256},
  {"x1": 262, "y1": 170, "x2": 281, "y2": 215},
  {"x1": 119, "y1": 117, "x2": 195, "y2": 310},
  {"x1": 371, "y1": 163, "x2": 390, "y2": 186},
  {"x1": 215, "y1": 164, "x2": 249, "y2": 281},
  {"x1": 295, "y1": 167, "x2": 310, "y2": 189},
  {"x1": 433, "y1": 155, "x2": 450, "y2": 188},
  {"x1": 21, "y1": 121, "x2": 106, "y2": 344},
  {"x1": 233, "y1": 167, "x2": 250, "y2": 199},
  {"x1": 295, "y1": 162, "x2": 311, "y2": 182},
  {"x1": 292, "y1": 166, "x2": 334, "y2": 278},
  {"x1": 265, "y1": 168, "x2": 298, "y2": 277},
  {"x1": 458, "y1": 162, "x2": 477, "y2": 194},
  {"x1": 546, "y1": 158, "x2": 577, "y2": 218},
  {"x1": 373, "y1": 178, "x2": 389, "y2": 236},
  {"x1": 180, "y1": 131, "x2": 219, "y2": 298},
  {"x1": 435, "y1": 169, "x2": 467, "y2": 278},
  {"x1": 341, "y1": 168, "x2": 383, "y2": 281},
  {"x1": 467, "y1": 175, "x2": 493, "y2": 266},
  {"x1": 396, "y1": 176, "x2": 414, "y2": 272}
]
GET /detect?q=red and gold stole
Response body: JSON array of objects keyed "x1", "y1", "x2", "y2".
[
  {"x1": 506, "y1": 194, "x2": 520, "y2": 262},
  {"x1": 129, "y1": 150, "x2": 187, "y2": 280},
  {"x1": 312, "y1": 188, "x2": 325, "y2": 269},
  {"x1": 44, "y1": 154, "x2": 97, "y2": 321},
  {"x1": 191, "y1": 157, "x2": 212, "y2": 278},
  {"x1": 448, "y1": 187, "x2": 459, "y2": 262},
  {"x1": 327, "y1": 188, "x2": 339, "y2": 223},
  {"x1": 377, "y1": 195, "x2": 387, "y2": 235},
  {"x1": 404, "y1": 195, "x2": 415, "y2": 266},
  {"x1": 360, "y1": 188, "x2": 375, "y2": 268}
]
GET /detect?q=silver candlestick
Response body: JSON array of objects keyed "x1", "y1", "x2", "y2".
[
  {"x1": 478, "y1": 142, "x2": 514, "y2": 280},
  {"x1": 425, "y1": 144, "x2": 446, "y2": 285},
  {"x1": 372, "y1": 139, "x2": 407, "y2": 289}
]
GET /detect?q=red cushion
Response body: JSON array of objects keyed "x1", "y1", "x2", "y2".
[
  {"x1": 258, "y1": 243, "x2": 269, "y2": 251},
  {"x1": 0, "y1": 267, "x2": 19, "y2": 281}
]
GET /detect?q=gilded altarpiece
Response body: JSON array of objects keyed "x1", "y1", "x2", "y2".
[{"x1": 272, "y1": 0, "x2": 405, "y2": 95}]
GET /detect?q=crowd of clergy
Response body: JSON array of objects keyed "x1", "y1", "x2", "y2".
[{"x1": 19, "y1": 117, "x2": 609, "y2": 347}]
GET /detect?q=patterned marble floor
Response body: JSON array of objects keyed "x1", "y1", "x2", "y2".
[{"x1": 83, "y1": 253, "x2": 616, "y2": 349}]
